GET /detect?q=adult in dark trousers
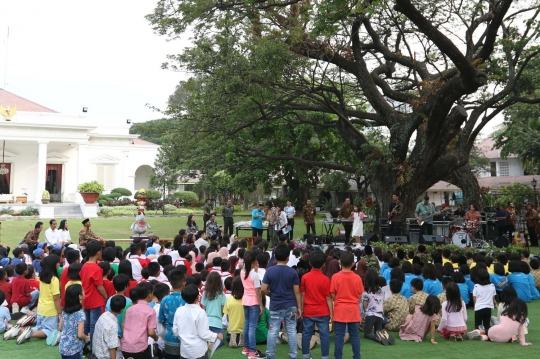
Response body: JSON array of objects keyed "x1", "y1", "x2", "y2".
[
  {"x1": 221, "y1": 198, "x2": 235, "y2": 236},
  {"x1": 338, "y1": 198, "x2": 354, "y2": 244},
  {"x1": 284, "y1": 200, "x2": 296, "y2": 240},
  {"x1": 302, "y1": 199, "x2": 317, "y2": 234},
  {"x1": 203, "y1": 199, "x2": 212, "y2": 232},
  {"x1": 387, "y1": 194, "x2": 403, "y2": 236},
  {"x1": 524, "y1": 203, "x2": 539, "y2": 246}
]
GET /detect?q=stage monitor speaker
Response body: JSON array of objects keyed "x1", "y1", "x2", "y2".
[
  {"x1": 303, "y1": 234, "x2": 322, "y2": 245},
  {"x1": 422, "y1": 235, "x2": 445, "y2": 245},
  {"x1": 363, "y1": 233, "x2": 378, "y2": 244},
  {"x1": 409, "y1": 232, "x2": 420, "y2": 244},
  {"x1": 385, "y1": 236, "x2": 408, "y2": 244}
]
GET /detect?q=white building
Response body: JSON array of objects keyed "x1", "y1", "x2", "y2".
[
  {"x1": 476, "y1": 139, "x2": 525, "y2": 178},
  {"x1": 0, "y1": 89, "x2": 158, "y2": 214}
]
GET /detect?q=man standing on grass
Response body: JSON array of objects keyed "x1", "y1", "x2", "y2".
[
  {"x1": 203, "y1": 199, "x2": 213, "y2": 231},
  {"x1": 222, "y1": 198, "x2": 235, "y2": 236}
]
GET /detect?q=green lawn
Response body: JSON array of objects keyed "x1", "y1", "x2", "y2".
[
  {"x1": 0, "y1": 214, "x2": 331, "y2": 248},
  {"x1": 3, "y1": 303, "x2": 539, "y2": 358}
]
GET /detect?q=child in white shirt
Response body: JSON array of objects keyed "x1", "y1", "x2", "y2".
[{"x1": 173, "y1": 284, "x2": 223, "y2": 359}]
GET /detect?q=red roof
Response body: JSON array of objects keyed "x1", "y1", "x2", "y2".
[
  {"x1": 131, "y1": 138, "x2": 157, "y2": 146},
  {"x1": 0, "y1": 89, "x2": 57, "y2": 113}
]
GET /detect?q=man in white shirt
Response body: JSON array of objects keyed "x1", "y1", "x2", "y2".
[
  {"x1": 194, "y1": 232, "x2": 209, "y2": 250},
  {"x1": 44, "y1": 219, "x2": 61, "y2": 246}
]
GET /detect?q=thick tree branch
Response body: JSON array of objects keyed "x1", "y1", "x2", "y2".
[{"x1": 394, "y1": 0, "x2": 486, "y2": 90}]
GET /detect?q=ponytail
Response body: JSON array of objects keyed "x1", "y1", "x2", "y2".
[{"x1": 244, "y1": 251, "x2": 254, "y2": 280}]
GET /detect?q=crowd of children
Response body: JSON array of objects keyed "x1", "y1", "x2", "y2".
[{"x1": 0, "y1": 228, "x2": 538, "y2": 359}]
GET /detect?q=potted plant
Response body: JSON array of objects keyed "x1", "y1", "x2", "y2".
[
  {"x1": 42, "y1": 190, "x2": 50, "y2": 204},
  {"x1": 78, "y1": 181, "x2": 105, "y2": 204}
]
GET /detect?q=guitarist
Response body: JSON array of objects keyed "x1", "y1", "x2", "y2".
[{"x1": 415, "y1": 196, "x2": 434, "y2": 242}]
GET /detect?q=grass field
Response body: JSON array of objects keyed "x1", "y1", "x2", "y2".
[
  {"x1": 0, "y1": 214, "x2": 330, "y2": 248},
  {"x1": 2, "y1": 304, "x2": 539, "y2": 358}
]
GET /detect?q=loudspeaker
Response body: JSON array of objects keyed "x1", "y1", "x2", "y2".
[
  {"x1": 409, "y1": 231, "x2": 420, "y2": 244},
  {"x1": 363, "y1": 233, "x2": 378, "y2": 244},
  {"x1": 303, "y1": 234, "x2": 322, "y2": 245},
  {"x1": 422, "y1": 235, "x2": 445, "y2": 245},
  {"x1": 384, "y1": 236, "x2": 408, "y2": 244}
]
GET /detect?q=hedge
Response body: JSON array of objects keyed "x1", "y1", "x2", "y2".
[
  {"x1": 98, "y1": 205, "x2": 203, "y2": 217},
  {"x1": 170, "y1": 191, "x2": 199, "y2": 204}
]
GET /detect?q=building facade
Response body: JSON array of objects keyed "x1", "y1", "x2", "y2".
[{"x1": 0, "y1": 90, "x2": 158, "y2": 205}]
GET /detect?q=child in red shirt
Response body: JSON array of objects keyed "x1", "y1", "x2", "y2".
[
  {"x1": 0, "y1": 268, "x2": 12, "y2": 309},
  {"x1": 99, "y1": 261, "x2": 116, "y2": 298},
  {"x1": 11, "y1": 263, "x2": 39, "y2": 311},
  {"x1": 330, "y1": 251, "x2": 364, "y2": 359},
  {"x1": 301, "y1": 250, "x2": 333, "y2": 359},
  {"x1": 80, "y1": 240, "x2": 107, "y2": 344},
  {"x1": 60, "y1": 250, "x2": 81, "y2": 307}
]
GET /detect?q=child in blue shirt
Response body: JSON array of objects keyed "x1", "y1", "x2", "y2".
[
  {"x1": 520, "y1": 261, "x2": 540, "y2": 301},
  {"x1": 422, "y1": 264, "x2": 443, "y2": 296},
  {"x1": 451, "y1": 271, "x2": 471, "y2": 305},
  {"x1": 158, "y1": 269, "x2": 186, "y2": 358},
  {"x1": 490, "y1": 263, "x2": 508, "y2": 293},
  {"x1": 105, "y1": 274, "x2": 132, "y2": 337},
  {"x1": 507, "y1": 261, "x2": 531, "y2": 302}
]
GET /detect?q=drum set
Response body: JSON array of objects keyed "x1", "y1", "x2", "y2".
[{"x1": 449, "y1": 218, "x2": 488, "y2": 248}]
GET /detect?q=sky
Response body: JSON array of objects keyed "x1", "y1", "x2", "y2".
[{"x1": 0, "y1": 1, "x2": 188, "y2": 125}]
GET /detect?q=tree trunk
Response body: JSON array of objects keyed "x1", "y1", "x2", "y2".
[{"x1": 448, "y1": 164, "x2": 483, "y2": 210}]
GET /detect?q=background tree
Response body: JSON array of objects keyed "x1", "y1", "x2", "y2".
[
  {"x1": 149, "y1": 140, "x2": 180, "y2": 207},
  {"x1": 147, "y1": 0, "x2": 540, "y2": 219}
]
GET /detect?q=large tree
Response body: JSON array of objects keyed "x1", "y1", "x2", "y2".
[{"x1": 147, "y1": 0, "x2": 540, "y2": 219}]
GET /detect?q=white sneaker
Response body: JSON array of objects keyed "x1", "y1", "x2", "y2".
[
  {"x1": 20, "y1": 307, "x2": 31, "y2": 315},
  {"x1": 11, "y1": 303, "x2": 19, "y2": 314},
  {"x1": 466, "y1": 330, "x2": 481, "y2": 340}
]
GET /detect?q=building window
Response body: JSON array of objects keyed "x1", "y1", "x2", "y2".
[
  {"x1": 490, "y1": 162, "x2": 497, "y2": 177},
  {"x1": 96, "y1": 165, "x2": 115, "y2": 190},
  {"x1": 184, "y1": 184, "x2": 194, "y2": 192},
  {"x1": 499, "y1": 162, "x2": 509, "y2": 177}
]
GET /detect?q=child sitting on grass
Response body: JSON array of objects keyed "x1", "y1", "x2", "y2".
[
  {"x1": 383, "y1": 280, "x2": 408, "y2": 332},
  {"x1": 438, "y1": 282, "x2": 467, "y2": 341},
  {"x1": 468, "y1": 298, "x2": 531, "y2": 345},
  {"x1": 399, "y1": 295, "x2": 440, "y2": 344},
  {"x1": 408, "y1": 278, "x2": 428, "y2": 314}
]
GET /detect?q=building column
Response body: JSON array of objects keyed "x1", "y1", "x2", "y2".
[
  {"x1": 36, "y1": 141, "x2": 48, "y2": 204},
  {"x1": 75, "y1": 142, "x2": 89, "y2": 204}
]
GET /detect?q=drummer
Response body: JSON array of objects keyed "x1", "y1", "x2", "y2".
[
  {"x1": 464, "y1": 204, "x2": 481, "y2": 232},
  {"x1": 454, "y1": 204, "x2": 466, "y2": 217}
]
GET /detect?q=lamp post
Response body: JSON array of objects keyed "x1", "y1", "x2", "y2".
[{"x1": 532, "y1": 178, "x2": 537, "y2": 207}]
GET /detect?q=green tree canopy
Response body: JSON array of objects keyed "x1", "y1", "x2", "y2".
[{"x1": 147, "y1": 0, "x2": 540, "y2": 217}]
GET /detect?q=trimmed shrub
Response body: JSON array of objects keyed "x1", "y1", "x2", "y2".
[
  {"x1": 134, "y1": 190, "x2": 162, "y2": 200},
  {"x1": 170, "y1": 191, "x2": 198, "y2": 204},
  {"x1": 111, "y1": 187, "x2": 133, "y2": 196},
  {"x1": 108, "y1": 192, "x2": 122, "y2": 199}
]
